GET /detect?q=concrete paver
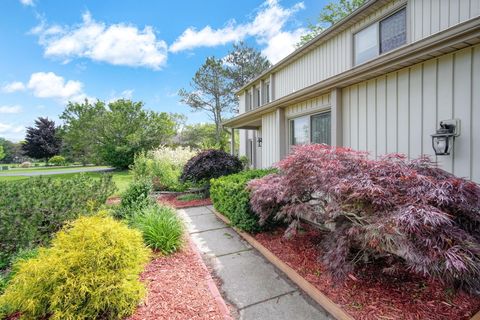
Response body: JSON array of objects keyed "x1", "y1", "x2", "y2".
[{"x1": 180, "y1": 206, "x2": 331, "y2": 320}]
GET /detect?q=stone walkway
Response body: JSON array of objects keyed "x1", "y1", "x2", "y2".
[{"x1": 178, "y1": 205, "x2": 332, "y2": 320}]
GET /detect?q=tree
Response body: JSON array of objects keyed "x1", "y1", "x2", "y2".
[
  {"x1": 297, "y1": 0, "x2": 366, "y2": 47},
  {"x1": 61, "y1": 99, "x2": 178, "y2": 169},
  {"x1": 179, "y1": 57, "x2": 234, "y2": 149},
  {"x1": 225, "y1": 41, "x2": 271, "y2": 93},
  {"x1": 0, "y1": 145, "x2": 4, "y2": 161},
  {"x1": 0, "y1": 138, "x2": 25, "y2": 163},
  {"x1": 22, "y1": 117, "x2": 61, "y2": 163}
]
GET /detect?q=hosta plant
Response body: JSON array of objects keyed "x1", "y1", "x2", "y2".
[{"x1": 248, "y1": 144, "x2": 480, "y2": 294}]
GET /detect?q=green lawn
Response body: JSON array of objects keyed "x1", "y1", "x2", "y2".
[
  {"x1": 0, "y1": 171, "x2": 133, "y2": 196},
  {"x1": 0, "y1": 165, "x2": 110, "y2": 174}
]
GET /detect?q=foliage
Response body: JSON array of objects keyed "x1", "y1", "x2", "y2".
[
  {"x1": 176, "y1": 193, "x2": 205, "y2": 202},
  {"x1": 210, "y1": 169, "x2": 276, "y2": 232},
  {"x1": 130, "y1": 205, "x2": 184, "y2": 254},
  {"x1": 248, "y1": 145, "x2": 480, "y2": 293},
  {"x1": 297, "y1": 0, "x2": 366, "y2": 47},
  {"x1": 0, "y1": 214, "x2": 150, "y2": 320},
  {"x1": 131, "y1": 146, "x2": 198, "y2": 191},
  {"x1": 113, "y1": 179, "x2": 154, "y2": 220},
  {"x1": 180, "y1": 149, "x2": 243, "y2": 190},
  {"x1": 61, "y1": 99, "x2": 178, "y2": 168},
  {"x1": 178, "y1": 123, "x2": 230, "y2": 150},
  {"x1": 0, "y1": 248, "x2": 39, "y2": 295},
  {"x1": 22, "y1": 117, "x2": 61, "y2": 162},
  {"x1": 19, "y1": 161, "x2": 31, "y2": 168},
  {"x1": 179, "y1": 57, "x2": 235, "y2": 149},
  {"x1": 224, "y1": 41, "x2": 271, "y2": 100},
  {"x1": 48, "y1": 155, "x2": 66, "y2": 166},
  {"x1": 0, "y1": 146, "x2": 4, "y2": 161},
  {"x1": 0, "y1": 174, "x2": 116, "y2": 268}
]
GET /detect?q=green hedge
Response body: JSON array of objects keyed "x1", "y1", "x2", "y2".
[{"x1": 210, "y1": 169, "x2": 276, "y2": 232}]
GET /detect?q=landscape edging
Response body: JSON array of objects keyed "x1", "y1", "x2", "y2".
[{"x1": 209, "y1": 207, "x2": 480, "y2": 320}]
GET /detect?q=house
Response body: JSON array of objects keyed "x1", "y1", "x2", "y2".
[{"x1": 224, "y1": 0, "x2": 480, "y2": 182}]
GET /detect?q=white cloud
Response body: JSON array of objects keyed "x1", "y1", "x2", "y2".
[
  {"x1": 19, "y1": 0, "x2": 34, "y2": 6},
  {"x1": 0, "y1": 105, "x2": 22, "y2": 114},
  {"x1": 31, "y1": 12, "x2": 168, "y2": 70},
  {"x1": 1, "y1": 81, "x2": 26, "y2": 93},
  {"x1": 107, "y1": 89, "x2": 134, "y2": 103},
  {"x1": 170, "y1": 0, "x2": 306, "y2": 63},
  {"x1": 0, "y1": 122, "x2": 26, "y2": 142},
  {"x1": 27, "y1": 72, "x2": 88, "y2": 103}
]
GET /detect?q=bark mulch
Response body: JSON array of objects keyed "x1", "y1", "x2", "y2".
[
  {"x1": 253, "y1": 224, "x2": 480, "y2": 320},
  {"x1": 157, "y1": 194, "x2": 212, "y2": 209},
  {"x1": 128, "y1": 241, "x2": 229, "y2": 320}
]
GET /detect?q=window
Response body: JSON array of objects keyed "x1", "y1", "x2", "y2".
[
  {"x1": 256, "y1": 88, "x2": 261, "y2": 107},
  {"x1": 248, "y1": 91, "x2": 253, "y2": 110},
  {"x1": 354, "y1": 8, "x2": 406, "y2": 65},
  {"x1": 290, "y1": 112, "x2": 331, "y2": 146},
  {"x1": 265, "y1": 82, "x2": 270, "y2": 103}
]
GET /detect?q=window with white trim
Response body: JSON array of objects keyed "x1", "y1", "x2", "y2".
[{"x1": 354, "y1": 8, "x2": 406, "y2": 65}]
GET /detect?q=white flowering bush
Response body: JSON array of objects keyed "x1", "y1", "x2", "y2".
[{"x1": 131, "y1": 146, "x2": 198, "y2": 191}]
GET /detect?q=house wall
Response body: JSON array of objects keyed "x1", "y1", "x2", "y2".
[
  {"x1": 341, "y1": 44, "x2": 480, "y2": 181},
  {"x1": 261, "y1": 111, "x2": 280, "y2": 168}
]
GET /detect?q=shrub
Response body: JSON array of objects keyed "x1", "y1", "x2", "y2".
[
  {"x1": 0, "y1": 214, "x2": 150, "y2": 320},
  {"x1": 0, "y1": 174, "x2": 116, "y2": 268},
  {"x1": 130, "y1": 205, "x2": 184, "y2": 254},
  {"x1": 131, "y1": 146, "x2": 197, "y2": 191},
  {"x1": 113, "y1": 179, "x2": 154, "y2": 220},
  {"x1": 180, "y1": 149, "x2": 243, "y2": 189},
  {"x1": 210, "y1": 169, "x2": 277, "y2": 232},
  {"x1": 248, "y1": 144, "x2": 480, "y2": 294},
  {"x1": 48, "y1": 155, "x2": 66, "y2": 166},
  {"x1": 0, "y1": 248, "x2": 39, "y2": 295},
  {"x1": 19, "y1": 161, "x2": 31, "y2": 168}
]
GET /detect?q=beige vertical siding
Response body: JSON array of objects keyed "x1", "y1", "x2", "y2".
[
  {"x1": 410, "y1": 0, "x2": 480, "y2": 42},
  {"x1": 341, "y1": 44, "x2": 480, "y2": 181},
  {"x1": 273, "y1": 0, "x2": 405, "y2": 100},
  {"x1": 261, "y1": 111, "x2": 280, "y2": 168},
  {"x1": 285, "y1": 93, "x2": 331, "y2": 117}
]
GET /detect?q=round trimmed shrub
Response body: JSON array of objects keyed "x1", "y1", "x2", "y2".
[
  {"x1": 19, "y1": 161, "x2": 31, "y2": 168},
  {"x1": 48, "y1": 155, "x2": 66, "y2": 166},
  {"x1": 0, "y1": 214, "x2": 150, "y2": 320},
  {"x1": 180, "y1": 149, "x2": 243, "y2": 186}
]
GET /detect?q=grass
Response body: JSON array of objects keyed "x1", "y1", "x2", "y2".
[
  {"x1": 0, "y1": 171, "x2": 133, "y2": 196},
  {"x1": 176, "y1": 193, "x2": 205, "y2": 201},
  {"x1": 0, "y1": 165, "x2": 110, "y2": 174}
]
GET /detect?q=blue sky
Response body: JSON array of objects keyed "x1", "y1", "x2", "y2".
[{"x1": 0, "y1": 0, "x2": 327, "y2": 141}]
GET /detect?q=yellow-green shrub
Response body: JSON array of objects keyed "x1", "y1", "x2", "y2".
[{"x1": 0, "y1": 213, "x2": 150, "y2": 320}]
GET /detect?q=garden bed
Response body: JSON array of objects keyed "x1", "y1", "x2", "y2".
[
  {"x1": 128, "y1": 240, "x2": 230, "y2": 320},
  {"x1": 253, "y1": 224, "x2": 480, "y2": 320},
  {"x1": 157, "y1": 193, "x2": 212, "y2": 208}
]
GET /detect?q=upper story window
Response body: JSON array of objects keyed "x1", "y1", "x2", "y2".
[
  {"x1": 256, "y1": 87, "x2": 261, "y2": 107},
  {"x1": 265, "y1": 82, "x2": 270, "y2": 103},
  {"x1": 354, "y1": 8, "x2": 406, "y2": 65}
]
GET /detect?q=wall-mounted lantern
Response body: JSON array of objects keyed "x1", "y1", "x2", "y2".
[
  {"x1": 431, "y1": 119, "x2": 460, "y2": 155},
  {"x1": 257, "y1": 137, "x2": 262, "y2": 148}
]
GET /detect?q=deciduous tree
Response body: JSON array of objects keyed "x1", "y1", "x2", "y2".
[{"x1": 22, "y1": 117, "x2": 61, "y2": 163}]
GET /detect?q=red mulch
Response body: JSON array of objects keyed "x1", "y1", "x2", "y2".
[
  {"x1": 157, "y1": 194, "x2": 212, "y2": 209},
  {"x1": 106, "y1": 196, "x2": 121, "y2": 205},
  {"x1": 127, "y1": 243, "x2": 226, "y2": 320},
  {"x1": 253, "y1": 224, "x2": 480, "y2": 320}
]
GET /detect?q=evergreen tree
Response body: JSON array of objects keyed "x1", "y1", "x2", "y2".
[{"x1": 22, "y1": 117, "x2": 61, "y2": 163}]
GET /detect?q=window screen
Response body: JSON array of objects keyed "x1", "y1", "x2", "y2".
[
  {"x1": 311, "y1": 112, "x2": 331, "y2": 145},
  {"x1": 380, "y1": 8, "x2": 406, "y2": 53},
  {"x1": 354, "y1": 23, "x2": 378, "y2": 65}
]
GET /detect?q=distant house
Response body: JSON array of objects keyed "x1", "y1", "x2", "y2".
[{"x1": 224, "y1": 0, "x2": 480, "y2": 182}]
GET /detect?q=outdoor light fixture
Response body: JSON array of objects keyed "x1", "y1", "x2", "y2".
[
  {"x1": 431, "y1": 119, "x2": 460, "y2": 156},
  {"x1": 257, "y1": 137, "x2": 262, "y2": 148}
]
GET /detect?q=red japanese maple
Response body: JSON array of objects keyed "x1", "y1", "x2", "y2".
[{"x1": 248, "y1": 145, "x2": 480, "y2": 294}]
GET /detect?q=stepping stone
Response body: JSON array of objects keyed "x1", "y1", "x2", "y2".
[
  {"x1": 190, "y1": 228, "x2": 251, "y2": 257},
  {"x1": 239, "y1": 291, "x2": 332, "y2": 320},
  {"x1": 213, "y1": 250, "x2": 294, "y2": 308},
  {"x1": 183, "y1": 212, "x2": 227, "y2": 234}
]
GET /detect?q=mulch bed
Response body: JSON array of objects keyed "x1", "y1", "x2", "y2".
[
  {"x1": 253, "y1": 224, "x2": 480, "y2": 320},
  {"x1": 127, "y1": 243, "x2": 226, "y2": 320},
  {"x1": 157, "y1": 194, "x2": 212, "y2": 208}
]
